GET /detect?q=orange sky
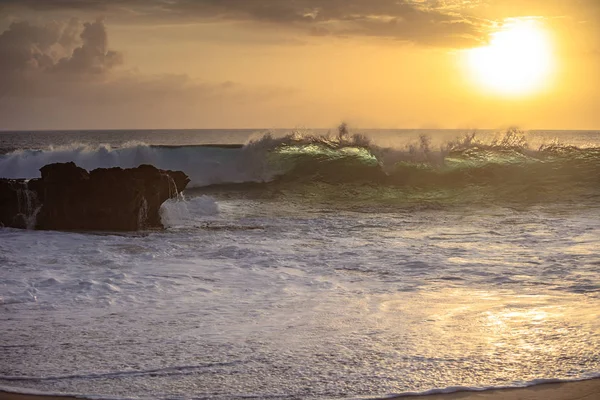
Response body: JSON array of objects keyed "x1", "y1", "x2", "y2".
[{"x1": 0, "y1": 0, "x2": 599, "y2": 130}]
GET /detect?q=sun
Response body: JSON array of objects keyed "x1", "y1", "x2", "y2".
[{"x1": 465, "y1": 19, "x2": 555, "y2": 96}]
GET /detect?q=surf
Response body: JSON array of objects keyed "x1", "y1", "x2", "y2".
[{"x1": 1, "y1": 127, "x2": 599, "y2": 203}]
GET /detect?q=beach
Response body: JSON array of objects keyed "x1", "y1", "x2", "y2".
[
  {"x1": 1, "y1": 378, "x2": 599, "y2": 400},
  {"x1": 393, "y1": 379, "x2": 600, "y2": 399}
]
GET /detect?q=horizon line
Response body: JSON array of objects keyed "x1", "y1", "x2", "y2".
[{"x1": 1, "y1": 128, "x2": 599, "y2": 133}]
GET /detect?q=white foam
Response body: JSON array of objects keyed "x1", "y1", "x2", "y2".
[
  {"x1": 160, "y1": 196, "x2": 220, "y2": 228},
  {"x1": 1, "y1": 199, "x2": 599, "y2": 399},
  {"x1": 0, "y1": 385, "x2": 136, "y2": 400},
  {"x1": 0, "y1": 143, "x2": 276, "y2": 187},
  {"x1": 2, "y1": 375, "x2": 600, "y2": 400}
]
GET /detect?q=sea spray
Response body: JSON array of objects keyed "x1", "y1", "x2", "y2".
[
  {"x1": 1, "y1": 129, "x2": 599, "y2": 193},
  {"x1": 16, "y1": 181, "x2": 41, "y2": 230},
  {"x1": 0, "y1": 142, "x2": 276, "y2": 187},
  {"x1": 160, "y1": 195, "x2": 220, "y2": 228},
  {"x1": 137, "y1": 196, "x2": 149, "y2": 230},
  {"x1": 163, "y1": 172, "x2": 185, "y2": 201}
]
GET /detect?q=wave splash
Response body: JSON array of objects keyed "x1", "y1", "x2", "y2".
[
  {"x1": 242, "y1": 126, "x2": 600, "y2": 194},
  {"x1": 0, "y1": 141, "x2": 275, "y2": 187},
  {"x1": 1, "y1": 126, "x2": 599, "y2": 199},
  {"x1": 160, "y1": 195, "x2": 220, "y2": 228}
]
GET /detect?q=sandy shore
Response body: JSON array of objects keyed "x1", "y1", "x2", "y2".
[
  {"x1": 1, "y1": 379, "x2": 599, "y2": 400},
  {"x1": 389, "y1": 379, "x2": 600, "y2": 400}
]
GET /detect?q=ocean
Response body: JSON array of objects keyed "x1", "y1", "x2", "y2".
[{"x1": 0, "y1": 128, "x2": 599, "y2": 399}]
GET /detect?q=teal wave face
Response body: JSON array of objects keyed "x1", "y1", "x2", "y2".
[
  {"x1": 212, "y1": 128, "x2": 600, "y2": 206},
  {"x1": 269, "y1": 143, "x2": 385, "y2": 183},
  {"x1": 261, "y1": 131, "x2": 598, "y2": 181}
]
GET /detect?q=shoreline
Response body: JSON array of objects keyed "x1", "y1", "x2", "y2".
[{"x1": 1, "y1": 378, "x2": 599, "y2": 400}]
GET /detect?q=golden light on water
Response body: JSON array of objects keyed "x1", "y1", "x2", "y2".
[{"x1": 465, "y1": 19, "x2": 556, "y2": 96}]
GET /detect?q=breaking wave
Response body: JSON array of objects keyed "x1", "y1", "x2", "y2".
[{"x1": 1, "y1": 126, "x2": 599, "y2": 203}]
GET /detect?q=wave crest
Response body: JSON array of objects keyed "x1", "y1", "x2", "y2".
[{"x1": 1, "y1": 127, "x2": 599, "y2": 198}]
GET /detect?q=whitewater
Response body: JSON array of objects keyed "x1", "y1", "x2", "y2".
[{"x1": 1, "y1": 128, "x2": 599, "y2": 399}]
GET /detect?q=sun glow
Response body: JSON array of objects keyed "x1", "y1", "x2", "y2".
[{"x1": 465, "y1": 19, "x2": 555, "y2": 96}]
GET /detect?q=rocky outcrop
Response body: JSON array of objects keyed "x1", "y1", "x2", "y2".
[
  {"x1": 0, "y1": 179, "x2": 41, "y2": 230},
  {"x1": 0, "y1": 163, "x2": 190, "y2": 231}
]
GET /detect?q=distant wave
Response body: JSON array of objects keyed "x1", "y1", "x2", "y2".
[
  {"x1": 0, "y1": 141, "x2": 274, "y2": 187},
  {"x1": 1, "y1": 128, "x2": 599, "y2": 203}
]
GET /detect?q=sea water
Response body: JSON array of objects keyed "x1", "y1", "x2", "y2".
[{"x1": 0, "y1": 128, "x2": 599, "y2": 399}]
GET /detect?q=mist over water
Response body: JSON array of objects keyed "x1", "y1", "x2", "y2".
[{"x1": 1, "y1": 128, "x2": 599, "y2": 399}]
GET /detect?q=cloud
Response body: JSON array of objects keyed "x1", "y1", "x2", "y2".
[
  {"x1": 0, "y1": 18, "x2": 296, "y2": 129},
  {"x1": 1, "y1": 0, "x2": 486, "y2": 47},
  {"x1": 0, "y1": 71, "x2": 297, "y2": 129},
  {"x1": 53, "y1": 19, "x2": 123, "y2": 74},
  {"x1": 0, "y1": 20, "x2": 67, "y2": 72},
  {"x1": 6, "y1": 0, "x2": 600, "y2": 48},
  {"x1": 0, "y1": 18, "x2": 126, "y2": 100},
  {"x1": 0, "y1": 18, "x2": 121, "y2": 76},
  {"x1": 0, "y1": 0, "x2": 139, "y2": 12}
]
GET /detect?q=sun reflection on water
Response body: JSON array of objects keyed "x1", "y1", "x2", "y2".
[{"x1": 377, "y1": 287, "x2": 599, "y2": 383}]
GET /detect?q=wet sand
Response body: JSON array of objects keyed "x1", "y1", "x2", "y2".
[
  {"x1": 389, "y1": 379, "x2": 600, "y2": 400},
  {"x1": 0, "y1": 379, "x2": 599, "y2": 400}
]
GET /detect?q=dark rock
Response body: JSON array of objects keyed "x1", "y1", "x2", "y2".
[
  {"x1": 0, "y1": 162, "x2": 190, "y2": 231},
  {"x1": 40, "y1": 162, "x2": 89, "y2": 183},
  {"x1": 0, "y1": 179, "x2": 40, "y2": 229}
]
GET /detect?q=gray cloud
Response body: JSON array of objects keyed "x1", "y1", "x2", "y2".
[
  {"x1": 0, "y1": 18, "x2": 121, "y2": 76},
  {"x1": 53, "y1": 19, "x2": 123, "y2": 74},
  {"x1": 0, "y1": 18, "x2": 125, "y2": 99},
  {"x1": 0, "y1": 0, "x2": 139, "y2": 11},
  {"x1": 0, "y1": 20, "x2": 63, "y2": 72},
  {"x1": 1, "y1": 0, "x2": 486, "y2": 47}
]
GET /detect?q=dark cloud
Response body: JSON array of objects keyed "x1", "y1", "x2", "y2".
[
  {"x1": 0, "y1": 20, "x2": 63, "y2": 72},
  {"x1": 0, "y1": 0, "x2": 140, "y2": 11},
  {"x1": 0, "y1": 18, "x2": 121, "y2": 76},
  {"x1": 0, "y1": 18, "x2": 124, "y2": 100},
  {"x1": 53, "y1": 19, "x2": 123, "y2": 74},
  {"x1": 146, "y1": 0, "x2": 487, "y2": 46},
  {"x1": 1, "y1": 0, "x2": 486, "y2": 47}
]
